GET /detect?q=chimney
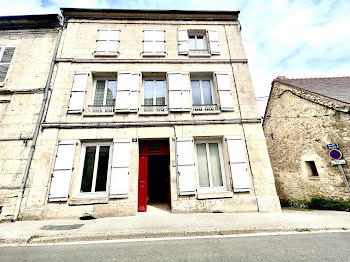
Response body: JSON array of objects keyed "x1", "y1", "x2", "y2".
[{"x1": 276, "y1": 76, "x2": 287, "y2": 80}]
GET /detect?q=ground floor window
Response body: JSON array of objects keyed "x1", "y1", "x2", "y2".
[
  {"x1": 77, "y1": 142, "x2": 112, "y2": 196},
  {"x1": 195, "y1": 141, "x2": 226, "y2": 191}
]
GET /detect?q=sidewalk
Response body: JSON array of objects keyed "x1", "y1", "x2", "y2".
[{"x1": 0, "y1": 209, "x2": 349, "y2": 245}]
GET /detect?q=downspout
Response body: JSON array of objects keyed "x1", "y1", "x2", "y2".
[{"x1": 13, "y1": 16, "x2": 65, "y2": 221}]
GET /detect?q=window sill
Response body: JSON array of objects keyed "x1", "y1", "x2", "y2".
[
  {"x1": 197, "y1": 191, "x2": 233, "y2": 200},
  {"x1": 309, "y1": 177, "x2": 320, "y2": 180},
  {"x1": 139, "y1": 111, "x2": 168, "y2": 116},
  {"x1": 188, "y1": 53, "x2": 211, "y2": 58},
  {"x1": 68, "y1": 197, "x2": 109, "y2": 206},
  {"x1": 142, "y1": 52, "x2": 166, "y2": 57},
  {"x1": 83, "y1": 112, "x2": 114, "y2": 117},
  {"x1": 94, "y1": 51, "x2": 119, "y2": 57},
  {"x1": 0, "y1": 82, "x2": 4, "y2": 87},
  {"x1": 192, "y1": 110, "x2": 220, "y2": 115}
]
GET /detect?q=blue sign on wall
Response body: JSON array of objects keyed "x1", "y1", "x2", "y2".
[
  {"x1": 329, "y1": 149, "x2": 342, "y2": 160},
  {"x1": 326, "y1": 143, "x2": 339, "y2": 150}
]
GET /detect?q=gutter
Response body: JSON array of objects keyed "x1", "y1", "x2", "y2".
[{"x1": 12, "y1": 16, "x2": 64, "y2": 221}]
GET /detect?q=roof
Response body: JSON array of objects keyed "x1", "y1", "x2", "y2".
[
  {"x1": 0, "y1": 14, "x2": 61, "y2": 30},
  {"x1": 60, "y1": 8, "x2": 239, "y2": 21},
  {"x1": 274, "y1": 76, "x2": 350, "y2": 105}
]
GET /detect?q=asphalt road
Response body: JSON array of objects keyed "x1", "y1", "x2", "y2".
[{"x1": 1, "y1": 231, "x2": 349, "y2": 262}]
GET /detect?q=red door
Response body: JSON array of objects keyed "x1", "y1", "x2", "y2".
[{"x1": 138, "y1": 156, "x2": 148, "y2": 212}]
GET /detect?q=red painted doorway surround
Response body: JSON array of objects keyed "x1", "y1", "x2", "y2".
[{"x1": 138, "y1": 140, "x2": 170, "y2": 212}]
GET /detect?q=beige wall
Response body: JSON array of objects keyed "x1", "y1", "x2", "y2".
[
  {"x1": 264, "y1": 82, "x2": 350, "y2": 201},
  {"x1": 0, "y1": 28, "x2": 58, "y2": 218}
]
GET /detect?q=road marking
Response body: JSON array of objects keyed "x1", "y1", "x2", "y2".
[{"x1": 1, "y1": 229, "x2": 349, "y2": 247}]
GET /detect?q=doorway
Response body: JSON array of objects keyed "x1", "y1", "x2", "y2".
[{"x1": 138, "y1": 140, "x2": 170, "y2": 212}]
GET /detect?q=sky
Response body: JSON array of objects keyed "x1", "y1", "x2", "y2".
[{"x1": 1, "y1": 0, "x2": 349, "y2": 115}]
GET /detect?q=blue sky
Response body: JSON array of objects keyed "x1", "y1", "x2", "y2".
[{"x1": 1, "y1": 0, "x2": 349, "y2": 115}]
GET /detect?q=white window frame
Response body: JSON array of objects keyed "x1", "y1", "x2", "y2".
[
  {"x1": 194, "y1": 140, "x2": 227, "y2": 193},
  {"x1": 75, "y1": 142, "x2": 113, "y2": 199},
  {"x1": 191, "y1": 78, "x2": 214, "y2": 105},
  {"x1": 0, "y1": 46, "x2": 16, "y2": 85},
  {"x1": 188, "y1": 33, "x2": 208, "y2": 51},
  {"x1": 91, "y1": 78, "x2": 117, "y2": 106},
  {"x1": 143, "y1": 77, "x2": 167, "y2": 106}
]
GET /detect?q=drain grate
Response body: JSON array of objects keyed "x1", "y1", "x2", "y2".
[{"x1": 40, "y1": 224, "x2": 84, "y2": 231}]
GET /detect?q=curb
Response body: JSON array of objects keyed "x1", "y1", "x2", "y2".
[{"x1": 3, "y1": 226, "x2": 346, "y2": 245}]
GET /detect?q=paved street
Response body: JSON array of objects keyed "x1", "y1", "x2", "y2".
[{"x1": 1, "y1": 231, "x2": 349, "y2": 262}]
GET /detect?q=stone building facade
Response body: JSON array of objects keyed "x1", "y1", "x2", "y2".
[
  {"x1": 2, "y1": 8, "x2": 280, "y2": 220},
  {"x1": 263, "y1": 76, "x2": 350, "y2": 201},
  {"x1": 0, "y1": 15, "x2": 60, "y2": 219}
]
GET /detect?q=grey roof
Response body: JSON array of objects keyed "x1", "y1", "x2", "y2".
[
  {"x1": 0, "y1": 14, "x2": 60, "y2": 30},
  {"x1": 274, "y1": 76, "x2": 350, "y2": 105}
]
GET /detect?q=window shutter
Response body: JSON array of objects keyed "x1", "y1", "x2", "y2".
[
  {"x1": 167, "y1": 72, "x2": 191, "y2": 111},
  {"x1": 68, "y1": 72, "x2": 89, "y2": 113},
  {"x1": 226, "y1": 136, "x2": 251, "y2": 192},
  {"x1": 215, "y1": 72, "x2": 234, "y2": 111},
  {"x1": 0, "y1": 47, "x2": 16, "y2": 83},
  {"x1": 115, "y1": 71, "x2": 140, "y2": 112},
  {"x1": 143, "y1": 30, "x2": 165, "y2": 53},
  {"x1": 110, "y1": 138, "x2": 131, "y2": 198},
  {"x1": 177, "y1": 29, "x2": 189, "y2": 55},
  {"x1": 176, "y1": 137, "x2": 196, "y2": 195},
  {"x1": 143, "y1": 30, "x2": 154, "y2": 53},
  {"x1": 96, "y1": 29, "x2": 120, "y2": 53},
  {"x1": 48, "y1": 140, "x2": 76, "y2": 202},
  {"x1": 207, "y1": 30, "x2": 220, "y2": 55}
]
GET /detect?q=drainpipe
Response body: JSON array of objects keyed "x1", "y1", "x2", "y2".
[{"x1": 13, "y1": 16, "x2": 65, "y2": 221}]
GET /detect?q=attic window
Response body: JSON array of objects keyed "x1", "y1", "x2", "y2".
[{"x1": 306, "y1": 161, "x2": 319, "y2": 177}]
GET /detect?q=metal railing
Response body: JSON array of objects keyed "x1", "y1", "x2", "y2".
[
  {"x1": 141, "y1": 105, "x2": 168, "y2": 113},
  {"x1": 192, "y1": 104, "x2": 218, "y2": 112},
  {"x1": 88, "y1": 105, "x2": 114, "y2": 113}
]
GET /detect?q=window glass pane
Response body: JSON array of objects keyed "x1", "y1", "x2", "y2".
[
  {"x1": 94, "y1": 80, "x2": 105, "y2": 105},
  {"x1": 202, "y1": 80, "x2": 212, "y2": 104},
  {"x1": 196, "y1": 144, "x2": 210, "y2": 187},
  {"x1": 189, "y1": 36, "x2": 196, "y2": 50},
  {"x1": 95, "y1": 146, "x2": 110, "y2": 192},
  {"x1": 209, "y1": 143, "x2": 223, "y2": 187},
  {"x1": 156, "y1": 80, "x2": 165, "y2": 105},
  {"x1": 191, "y1": 80, "x2": 201, "y2": 105},
  {"x1": 144, "y1": 80, "x2": 154, "y2": 105},
  {"x1": 106, "y1": 80, "x2": 117, "y2": 106},
  {"x1": 196, "y1": 36, "x2": 205, "y2": 50},
  {"x1": 81, "y1": 146, "x2": 96, "y2": 193}
]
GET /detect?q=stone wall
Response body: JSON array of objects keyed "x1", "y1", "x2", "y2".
[{"x1": 263, "y1": 81, "x2": 350, "y2": 201}]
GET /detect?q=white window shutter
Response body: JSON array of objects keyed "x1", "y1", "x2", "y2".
[
  {"x1": 68, "y1": 72, "x2": 89, "y2": 113},
  {"x1": 176, "y1": 137, "x2": 196, "y2": 195},
  {"x1": 48, "y1": 140, "x2": 76, "y2": 201},
  {"x1": 144, "y1": 30, "x2": 165, "y2": 53},
  {"x1": 177, "y1": 29, "x2": 189, "y2": 55},
  {"x1": 226, "y1": 136, "x2": 251, "y2": 192},
  {"x1": 207, "y1": 30, "x2": 220, "y2": 55},
  {"x1": 110, "y1": 138, "x2": 131, "y2": 198},
  {"x1": 215, "y1": 72, "x2": 234, "y2": 111},
  {"x1": 0, "y1": 47, "x2": 16, "y2": 83},
  {"x1": 115, "y1": 71, "x2": 140, "y2": 112},
  {"x1": 167, "y1": 72, "x2": 190, "y2": 112},
  {"x1": 96, "y1": 29, "x2": 120, "y2": 53},
  {"x1": 143, "y1": 30, "x2": 154, "y2": 53}
]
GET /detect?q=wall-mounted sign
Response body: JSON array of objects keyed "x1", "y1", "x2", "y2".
[
  {"x1": 326, "y1": 143, "x2": 339, "y2": 150},
  {"x1": 329, "y1": 149, "x2": 342, "y2": 160}
]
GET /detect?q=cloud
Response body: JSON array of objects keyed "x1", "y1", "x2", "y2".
[{"x1": 1, "y1": 0, "x2": 349, "y2": 115}]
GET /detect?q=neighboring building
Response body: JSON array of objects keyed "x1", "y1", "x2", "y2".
[
  {"x1": 14, "y1": 8, "x2": 280, "y2": 220},
  {"x1": 263, "y1": 76, "x2": 350, "y2": 201},
  {"x1": 0, "y1": 15, "x2": 60, "y2": 219}
]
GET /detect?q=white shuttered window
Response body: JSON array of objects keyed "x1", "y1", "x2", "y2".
[
  {"x1": 167, "y1": 72, "x2": 191, "y2": 111},
  {"x1": 96, "y1": 29, "x2": 120, "y2": 53},
  {"x1": 115, "y1": 71, "x2": 140, "y2": 112},
  {"x1": 226, "y1": 136, "x2": 251, "y2": 192},
  {"x1": 207, "y1": 30, "x2": 220, "y2": 55},
  {"x1": 0, "y1": 46, "x2": 16, "y2": 84},
  {"x1": 215, "y1": 72, "x2": 235, "y2": 111},
  {"x1": 48, "y1": 140, "x2": 76, "y2": 201},
  {"x1": 176, "y1": 137, "x2": 196, "y2": 195},
  {"x1": 68, "y1": 72, "x2": 89, "y2": 113},
  {"x1": 110, "y1": 138, "x2": 131, "y2": 198},
  {"x1": 143, "y1": 29, "x2": 165, "y2": 54},
  {"x1": 177, "y1": 29, "x2": 189, "y2": 54}
]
